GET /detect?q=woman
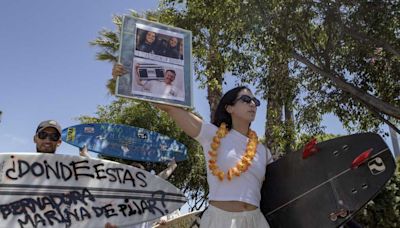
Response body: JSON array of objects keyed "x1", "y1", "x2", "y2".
[
  {"x1": 136, "y1": 30, "x2": 157, "y2": 54},
  {"x1": 112, "y1": 65, "x2": 273, "y2": 227}
]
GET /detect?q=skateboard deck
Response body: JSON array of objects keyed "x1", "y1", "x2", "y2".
[
  {"x1": 61, "y1": 123, "x2": 187, "y2": 163},
  {"x1": 153, "y1": 210, "x2": 202, "y2": 228},
  {"x1": 260, "y1": 133, "x2": 396, "y2": 228},
  {"x1": 0, "y1": 153, "x2": 186, "y2": 227}
]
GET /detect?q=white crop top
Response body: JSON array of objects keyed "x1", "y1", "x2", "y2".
[{"x1": 195, "y1": 122, "x2": 274, "y2": 207}]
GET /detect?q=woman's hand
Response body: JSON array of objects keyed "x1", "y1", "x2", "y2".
[
  {"x1": 112, "y1": 63, "x2": 127, "y2": 79},
  {"x1": 152, "y1": 102, "x2": 174, "y2": 112}
]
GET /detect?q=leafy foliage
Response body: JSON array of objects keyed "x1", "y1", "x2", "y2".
[
  {"x1": 89, "y1": 0, "x2": 400, "y2": 216},
  {"x1": 78, "y1": 98, "x2": 208, "y2": 211}
]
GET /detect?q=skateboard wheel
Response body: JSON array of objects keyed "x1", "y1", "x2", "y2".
[
  {"x1": 329, "y1": 213, "x2": 338, "y2": 221},
  {"x1": 339, "y1": 209, "x2": 348, "y2": 217}
]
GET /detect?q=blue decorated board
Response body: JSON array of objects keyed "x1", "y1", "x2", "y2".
[{"x1": 62, "y1": 123, "x2": 187, "y2": 163}]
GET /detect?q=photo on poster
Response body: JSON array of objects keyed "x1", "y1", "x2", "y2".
[
  {"x1": 117, "y1": 16, "x2": 192, "y2": 108},
  {"x1": 132, "y1": 57, "x2": 185, "y2": 102}
]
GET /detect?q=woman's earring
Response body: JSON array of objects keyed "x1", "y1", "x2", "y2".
[{"x1": 225, "y1": 105, "x2": 232, "y2": 114}]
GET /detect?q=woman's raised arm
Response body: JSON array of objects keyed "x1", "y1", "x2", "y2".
[{"x1": 154, "y1": 103, "x2": 202, "y2": 139}]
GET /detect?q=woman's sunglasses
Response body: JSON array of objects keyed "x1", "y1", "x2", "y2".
[
  {"x1": 37, "y1": 131, "x2": 60, "y2": 141},
  {"x1": 234, "y1": 95, "x2": 261, "y2": 107}
]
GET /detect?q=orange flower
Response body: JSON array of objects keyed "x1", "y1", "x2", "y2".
[
  {"x1": 211, "y1": 142, "x2": 219, "y2": 150},
  {"x1": 212, "y1": 169, "x2": 219, "y2": 176},
  {"x1": 237, "y1": 162, "x2": 246, "y2": 171},
  {"x1": 242, "y1": 156, "x2": 252, "y2": 165},
  {"x1": 217, "y1": 171, "x2": 225, "y2": 181},
  {"x1": 232, "y1": 167, "x2": 241, "y2": 176},
  {"x1": 247, "y1": 151, "x2": 255, "y2": 157},
  {"x1": 213, "y1": 136, "x2": 220, "y2": 144},
  {"x1": 209, "y1": 163, "x2": 218, "y2": 170},
  {"x1": 208, "y1": 150, "x2": 217, "y2": 157},
  {"x1": 227, "y1": 169, "x2": 234, "y2": 181}
]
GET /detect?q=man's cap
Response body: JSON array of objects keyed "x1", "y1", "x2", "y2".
[{"x1": 36, "y1": 120, "x2": 62, "y2": 135}]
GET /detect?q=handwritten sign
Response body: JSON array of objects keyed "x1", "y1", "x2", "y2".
[{"x1": 0, "y1": 153, "x2": 186, "y2": 227}]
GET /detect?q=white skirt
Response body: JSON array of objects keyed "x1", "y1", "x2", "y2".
[{"x1": 200, "y1": 205, "x2": 270, "y2": 228}]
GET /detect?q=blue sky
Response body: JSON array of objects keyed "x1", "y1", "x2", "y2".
[{"x1": 0, "y1": 1, "x2": 397, "y2": 156}]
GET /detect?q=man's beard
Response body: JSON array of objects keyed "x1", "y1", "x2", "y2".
[{"x1": 36, "y1": 146, "x2": 56, "y2": 154}]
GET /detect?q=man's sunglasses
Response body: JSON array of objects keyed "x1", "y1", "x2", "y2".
[
  {"x1": 234, "y1": 95, "x2": 261, "y2": 107},
  {"x1": 37, "y1": 131, "x2": 60, "y2": 141}
]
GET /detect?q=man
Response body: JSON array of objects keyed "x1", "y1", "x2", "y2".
[
  {"x1": 34, "y1": 120, "x2": 62, "y2": 153},
  {"x1": 166, "y1": 37, "x2": 179, "y2": 59},
  {"x1": 135, "y1": 64, "x2": 184, "y2": 100}
]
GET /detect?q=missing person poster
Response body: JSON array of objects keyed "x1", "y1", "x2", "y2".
[{"x1": 117, "y1": 16, "x2": 193, "y2": 108}]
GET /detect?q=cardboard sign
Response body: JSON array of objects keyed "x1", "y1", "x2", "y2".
[{"x1": 0, "y1": 153, "x2": 186, "y2": 227}]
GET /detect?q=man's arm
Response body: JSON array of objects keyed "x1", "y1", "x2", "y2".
[{"x1": 157, "y1": 159, "x2": 177, "y2": 180}]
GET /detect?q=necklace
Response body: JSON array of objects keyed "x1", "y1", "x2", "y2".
[{"x1": 208, "y1": 122, "x2": 258, "y2": 181}]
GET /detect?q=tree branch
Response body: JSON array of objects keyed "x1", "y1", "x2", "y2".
[
  {"x1": 292, "y1": 51, "x2": 400, "y2": 120},
  {"x1": 343, "y1": 26, "x2": 400, "y2": 58},
  {"x1": 368, "y1": 107, "x2": 400, "y2": 135}
]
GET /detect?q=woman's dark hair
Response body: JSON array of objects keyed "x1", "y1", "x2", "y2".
[{"x1": 212, "y1": 86, "x2": 250, "y2": 130}]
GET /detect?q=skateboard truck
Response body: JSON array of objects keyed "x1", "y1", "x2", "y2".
[
  {"x1": 329, "y1": 208, "x2": 348, "y2": 221},
  {"x1": 351, "y1": 148, "x2": 373, "y2": 169},
  {"x1": 302, "y1": 138, "x2": 319, "y2": 159}
]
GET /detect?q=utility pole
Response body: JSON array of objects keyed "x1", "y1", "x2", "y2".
[
  {"x1": 0, "y1": 110, "x2": 2, "y2": 123},
  {"x1": 389, "y1": 126, "x2": 400, "y2": 158}
]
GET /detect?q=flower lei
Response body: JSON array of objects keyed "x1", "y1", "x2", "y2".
[{"x1": 208, "y1": 123, "x2": 258, "y2": 181}]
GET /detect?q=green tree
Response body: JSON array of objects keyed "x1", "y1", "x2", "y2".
[
  {"x1": 159, "y1": 0, "x2": 301, "y2": 156},
  {"x1": 89, "y1": 0, "x2": 400, "y2": 215},
  {"x1": 160, "y1": 0, "x2": 400, "y2": 154},
  {"x1": 79, "y1": 98, "x2": 208, "y2": 211}
]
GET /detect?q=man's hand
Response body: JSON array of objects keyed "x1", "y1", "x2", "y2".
[
  {"x1": 167, "y1": 158, "x2": 177, "y2": 168},
  {"x1": 79, "y1": 145, "x2": 90, "y2": 158},
  {"x1": 104, "y1": 222, "x2": 117, "y2": 228}
]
